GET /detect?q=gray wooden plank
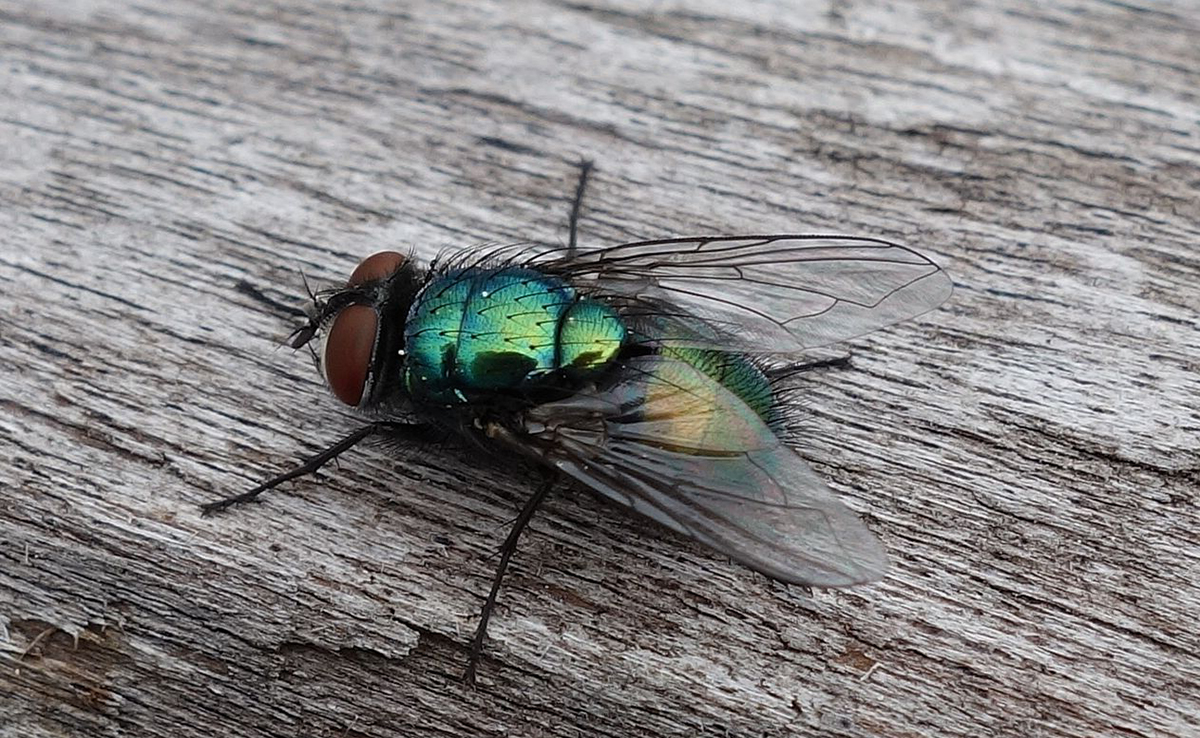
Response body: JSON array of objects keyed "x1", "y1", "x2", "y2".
[{"x1": 1, "y1": 1, "x2": 1197, "y2": 736}]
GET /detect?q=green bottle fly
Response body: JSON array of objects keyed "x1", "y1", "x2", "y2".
[{"x1": 204, "y1": 164, "x2": 952, "y2": 687}]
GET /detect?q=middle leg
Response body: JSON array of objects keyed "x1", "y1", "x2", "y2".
[{"x1": 462, "y1": 473, "x2": 556, "y2": 686}]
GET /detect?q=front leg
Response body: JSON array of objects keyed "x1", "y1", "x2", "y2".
[{"x1": 201, "y1": 422, "x2": 432, "y2": 514}]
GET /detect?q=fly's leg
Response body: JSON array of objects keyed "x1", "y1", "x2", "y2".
[
  {"x1": 766, "y1": 357, "x2": 855, "y2": 444},
  {"x1": 764, "y1": 355, "x2": 853, "y2": 382},
  {"x1": 463, "y1": 473, "x2": 556, "y2": 686},
  {"x1": 200, "y1": 422, "x2": 431, "y2": 515},
  {"x1": 233, "y1": 278, "x2": 322, "y2": 350},
  {"x1": 235, "y1": 280, "x2": 309, "y2": 320},
  {"x1": 566, "y1": 159, "x2": 594, "y2": 258}
]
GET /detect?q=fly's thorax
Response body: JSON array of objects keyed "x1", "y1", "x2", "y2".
[
  {"x1": 558, "y1": 299, "x2": 626, "y2": 375},
  {"x1": 316, "y1": 251, "x2": 418, "y2": 409},
  {"x1": 402, "y1": 266, "x2": 626, "y2": 405}
]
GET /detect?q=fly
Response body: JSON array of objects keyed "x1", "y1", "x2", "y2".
[{"x1": 202, "y1": 161, "x2": 953, "y2": 684}]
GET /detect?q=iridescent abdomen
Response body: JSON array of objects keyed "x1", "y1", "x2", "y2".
[
  {"x1": 404, "y1": 266, "x2": 626, "y2": 404},
  {"x1": 661, "y1": 345, "x2": 775, "y2": 424}
]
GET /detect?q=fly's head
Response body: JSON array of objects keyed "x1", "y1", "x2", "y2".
[{"x1": 291, "y1": 251, "x2": 420, "y2": 410}]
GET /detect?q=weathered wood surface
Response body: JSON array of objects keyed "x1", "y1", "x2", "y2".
[{"x1": 2, "y1": 1, "x2": 1198, "y2": 736}]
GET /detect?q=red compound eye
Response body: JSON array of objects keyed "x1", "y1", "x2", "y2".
[
  {"x1": 348, "y1": 251, "x2": 405, "y2": 286},
  {"x1": 323, "y1": 304, "x2": 378, "y2": 406}
]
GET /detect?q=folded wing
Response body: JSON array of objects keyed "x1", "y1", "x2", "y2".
[
  {"x1": 521, "y1": 355, "x2": 888, "y2": 586},
  {"x1": 543, "y1": 235, "x2": 952, "y2": 352}
]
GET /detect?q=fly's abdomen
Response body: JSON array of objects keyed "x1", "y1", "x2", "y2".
[
  {"x1": 662, "y1": 345, "x2": 775, "y2": 424},
  {"x1": 404, "y1": 267, "x2": 625, "y2": 404}
]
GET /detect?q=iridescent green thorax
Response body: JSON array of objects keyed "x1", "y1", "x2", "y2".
[
  {"x1": 403, "y1": 266, "x2": 625, "y2": 404},
  {"x1": 662, "y1": 345, "x2": 775, "y2": 423},
  {"x1": 558, "y1": 299, "x2": 627, "y2": 374}
]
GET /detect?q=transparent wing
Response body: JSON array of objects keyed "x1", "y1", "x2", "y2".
[
  {"x1": 540, "y1": 235, "x2": 952, "y2": 352},
  {"x1": 522, "y1": 355, "x2": 888, "y2": 586}
]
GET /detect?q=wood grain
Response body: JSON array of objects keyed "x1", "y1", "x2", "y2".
[{"x1": 2, "y1": 1, "x2": 1197, "y2": 736}]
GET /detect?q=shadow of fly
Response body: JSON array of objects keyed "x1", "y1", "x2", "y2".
[{"x1": 202, "y1": 161, "x2": 952, "y2": 685}]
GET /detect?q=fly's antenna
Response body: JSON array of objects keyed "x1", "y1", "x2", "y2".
[
  {"x1": 567, "y1": 159, "x2": 594, "y2": 258},
  {"x1": 283, "y1": 268, "x2": 323, "y2": 349}
]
